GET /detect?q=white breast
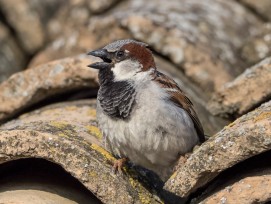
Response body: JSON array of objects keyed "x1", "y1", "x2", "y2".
[{"x1": 96, "y1": 73, "x2": 199, "y2": 179}]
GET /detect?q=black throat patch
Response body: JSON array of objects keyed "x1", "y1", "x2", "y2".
[{"x1": 98, "y1": 69, "x2": 136, "y2": 120}]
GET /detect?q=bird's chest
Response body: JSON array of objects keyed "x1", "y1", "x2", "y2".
[
  {"x1": 97, "y1": 81, "x2": 136, "y2": 120},
  {"x1": 97, "y1": 83, "x2": 177, "y2": 156},
  {"x1": 97, "y1": 95, "x2": 166, "y2": 158}
]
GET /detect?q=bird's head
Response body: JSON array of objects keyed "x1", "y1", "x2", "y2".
[{"x1": 88, "y1": 39, "x2": 156, "y2": 83}]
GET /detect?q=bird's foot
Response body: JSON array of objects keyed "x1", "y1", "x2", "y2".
[{"x1": 113, "y1": 158, "x2": 127, "y2": 174}]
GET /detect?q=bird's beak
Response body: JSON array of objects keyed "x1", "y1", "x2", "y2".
[{"x1": 87, "y1": 49, "x2": 112, "y2": 70}]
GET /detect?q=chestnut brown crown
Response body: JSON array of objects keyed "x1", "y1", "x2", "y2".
[{"x1": 88, "y1": 39, "x2": 155, "y2": 71}]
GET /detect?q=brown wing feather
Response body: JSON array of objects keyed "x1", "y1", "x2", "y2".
[{"x1": 152, "y1": 71, "x2": 205, "y2": 143}]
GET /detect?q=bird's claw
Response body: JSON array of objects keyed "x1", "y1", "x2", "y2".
[{"x1": 113, "y1": 158, "x2": 127, "y2": 175}]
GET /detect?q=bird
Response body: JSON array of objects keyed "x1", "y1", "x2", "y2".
[{"x1": 87, "y1": 39, "x2": 205, "y2": 180}]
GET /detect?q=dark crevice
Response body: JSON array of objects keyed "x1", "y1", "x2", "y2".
[
  {"x1": 0, "y1": 8, "x2": 28, "y2": 54},
  {"x1": 238, "y1": 95, "x2": 271, "y2": 118},
  {"x1": 24, "y1": 87, "x2": 98, "y2": 113},
  {"x1": 0, "y1": 8, "x2": 30, "y2": 69},
  {"x1": 24, "y1": 1, "x2": 67, "y2": 65},
  {"x1": 93, "y1": 0, "x2": 127, "y2": 16},
  {"x1": 238, "y1": 1, "x2": 269, "y2": 23},
  {"x1": 125, "y1": 164, "x2": 185, "y2": 204},
  {"x1": 0, "y1": 158, "x2": 102, "y2": 204},
  {"x1": 0, "y1": 6, "x2": 50, "y2": 70},
  {"x1": 0, "y1": 87, "x2": 98, "y2": 125},
  {"x1": 227, "y1": 95, "x2": 271, "y2": 120},
  {"x1": 188, "y1": 150, "x2": 271, "y2": 203}
]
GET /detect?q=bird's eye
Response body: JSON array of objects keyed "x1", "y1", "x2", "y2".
[{"x1": 115, "y1": 51, "x2": 125, "y2": 60}]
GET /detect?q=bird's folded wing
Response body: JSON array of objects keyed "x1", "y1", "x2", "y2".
[{"x1": 152, "y1": 71, "x2": 205, "y2": 143}]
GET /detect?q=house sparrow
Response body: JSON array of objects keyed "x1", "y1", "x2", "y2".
[{"x1": 88, "y1": 39, "x2": 205, "y2": 180}]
